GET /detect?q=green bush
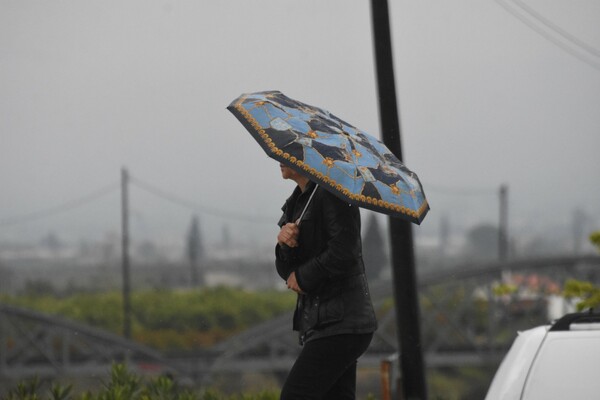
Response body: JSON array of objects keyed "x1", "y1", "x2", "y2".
[
  {"x1": 3, "y1": 364, "x2": 281, "y2": 400},
  {"x1": 561, "y1": 231, "x2": 600, "y2": 311},
  {"x1": 0, "y1": 287, "x2": 296, "y2": 351},
  {"x1": 590, "y1": 231, "x2": 600, "y2": 252}
]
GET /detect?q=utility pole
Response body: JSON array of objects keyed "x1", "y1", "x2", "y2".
[
  {"x1": 498, "y1": 184, "x2": 509, "y2": 262},
  {"x1": 187, "y1": 215, "x2": 203, "y2": 287},
  {"x1": 121, "y1": 168, "x2": 132, "y2": 339},
  {"x1": 370, "y1": 1, "x2": 427, "y2": 399},
  {"x1": 439, "y1": 214, "x2": 449, "y2": 261}
]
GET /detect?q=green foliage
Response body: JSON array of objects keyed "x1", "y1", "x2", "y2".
[
  {"x1": 428, "y1": 367, "x2": 495, "y2": 400},
  {"x1": 5, "y1": 377, "x2": 42, "y2": 400},
  {"x1": 420, "y1": 285, "x2": 489, "y2": 345},
  {"x1": 0, "y1": 287, "x2": 295, "y2": 351},
  {"x1": 492, "y1": 283, "x2": 517, "y2": 297},
  {"x1": 563, "y1": 279, "x2": 600, "y2": 311},
  {"x1": 590, "y1": 231, "x2": 600, "y2": 252},
  {"x1": 49, "y1": 383, "x2": 73, "y2": 400},
  {"x1": 100, "y1": 363, "x2": 144, "y2": 400},
  {"x1": 144, "y1": 375, "x2": 178, "y2": 400},
  {"x1": 561, "y1": 231, "x2": 600, "y2": 311},
  {"x1": 233, "y1": 391, "x2": 279, "y2": 400},
  {"x1": 3, "y1": 365, "x2": 282, "y2": 400}
]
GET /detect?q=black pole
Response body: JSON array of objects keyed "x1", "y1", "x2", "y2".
[
  {"x1": 370, "y1": 1, "x2": 427, "y2": 399},
  {"x1": 121, "y1": 167, "x2": 132, "y2": 339}
]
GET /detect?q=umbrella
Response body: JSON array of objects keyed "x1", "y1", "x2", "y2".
[{"x1": 227, "y1": 90, "x2": 429, "y2": 224}]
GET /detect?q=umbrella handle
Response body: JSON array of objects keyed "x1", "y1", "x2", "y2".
[{"x1": 296, "y1": 184, "x2": 319, "y2": 227}]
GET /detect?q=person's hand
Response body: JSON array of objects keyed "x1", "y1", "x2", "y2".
[
  {"x1": 278, "y1": 223, "x2": 299, "y2": 248},
  {"x1": 286, "y1": 271, "x2": 304, "y2": 294}
]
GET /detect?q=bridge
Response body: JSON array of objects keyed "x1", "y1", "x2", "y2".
[{"x1": 1, "y1": 255, "x2": 599, "y2": 388}]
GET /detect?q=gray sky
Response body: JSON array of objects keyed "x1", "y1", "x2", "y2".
[{"x1": 1, "y1": 0, "x2": 599, "y2": 253}]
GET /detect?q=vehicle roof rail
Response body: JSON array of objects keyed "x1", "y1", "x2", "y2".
[{"x1": 550, "y1": 310, "x2": 600, "y2": 331}]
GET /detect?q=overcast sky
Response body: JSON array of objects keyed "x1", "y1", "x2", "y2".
[{"x1": 1, "y1": 0, "x2": 599, "y2": 253}]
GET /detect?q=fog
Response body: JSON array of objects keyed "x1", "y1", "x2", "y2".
[{"x1": 2, "y1": 0, "x2": 600, "y2": 258}]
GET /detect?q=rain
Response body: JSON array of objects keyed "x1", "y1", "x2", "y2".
[{"x1": 1, "y1": 1, "x2": 600, "y2": 399}]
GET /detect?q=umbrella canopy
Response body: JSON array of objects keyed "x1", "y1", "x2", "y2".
[{"x1": 227, "y1": 90, "x2": 429, "y2": 224}]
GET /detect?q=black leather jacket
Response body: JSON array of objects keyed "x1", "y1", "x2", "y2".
[{"x1": 275, "y1": 181, "x2": 378, "y2": 344}]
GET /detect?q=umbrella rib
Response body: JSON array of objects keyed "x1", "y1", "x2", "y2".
[{"x1": 296, "y1": 184, "x2": 319, "y2": 227}]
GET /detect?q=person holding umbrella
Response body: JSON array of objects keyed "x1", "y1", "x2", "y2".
[
  {"x1": 227, "y1": 90, "x2": 429, "y2": 399},
  {"x1": 275, "y1": 163, "x2": 377, "y2": 400}
]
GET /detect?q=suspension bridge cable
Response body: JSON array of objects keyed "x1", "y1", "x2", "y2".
[
  {"x1": 493, "y1": 0, "x2": 600, "y2": 71},
  {"x1": 0, "y1": 183, "x2": 120, "y2": 227},
  {"x1": 128, "y1": 175, "x2": 275, "y2": 224}
]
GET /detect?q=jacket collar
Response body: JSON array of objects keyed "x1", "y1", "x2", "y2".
[{"x1": 281, "y1": 180, "x2": 318, "y2": 215}]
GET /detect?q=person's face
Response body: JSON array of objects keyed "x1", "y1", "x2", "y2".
[{"x1": 280, "y1": 164, "x2": 300, "y2": 181}]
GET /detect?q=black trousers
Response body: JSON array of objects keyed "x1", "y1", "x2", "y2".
[{"x1": 280, "y1": 333, "x2": 373, "y2": 400}]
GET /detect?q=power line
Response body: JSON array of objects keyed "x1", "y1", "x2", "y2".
[
  {"x1": 0, "y1": 183, "x2": 119, "y2": 227},
  {"x1": 426, "y1": 184, "x2": 497, "y2": 197},
  {"x1": 0, "y1": 175, "x2": 276, "y2": 229},
  {"x1": 494, "y1": 0, "x2": 600, "y2": 71},
  {"x1": 508, "y1": 0, "x2": 600, "y2": 58},
  {"x1": 129, "y1": 175, "x2": 275, "y2": 224}
]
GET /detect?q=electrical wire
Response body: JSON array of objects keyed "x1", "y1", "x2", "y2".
[
  {"x1": 494, "y1": 0, "x2": 600, "y2": 71},
  {"x1": 426, "y1": 184, "x2": 498, "y2": 197},
  {"x1": 129, "y1": 175, "x2": 275, "y2": 224},
  {"x1": 0, "y1": 183, "x2": 119, "y2": 227},
  {"x1": 508, "y1": 0, "x2": 600, "y2": 58}
]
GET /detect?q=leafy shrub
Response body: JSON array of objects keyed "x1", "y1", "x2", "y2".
[
  {"x1": 3, "y1": 364, "x2": 281, "y2": 400},
  {"x1": 561, "y1": 231, "x2": 600, "y2": 311},
  {"x1": 563, "y1": 279, "x2": 600, "y2": 311},
  {"x1": 0, "y1": 287, "x2": 295, "y2": 351}
]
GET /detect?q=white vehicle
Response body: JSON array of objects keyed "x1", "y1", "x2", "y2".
[{"x1": 485, "y1": 311, "x2": 600, "y2": 400}]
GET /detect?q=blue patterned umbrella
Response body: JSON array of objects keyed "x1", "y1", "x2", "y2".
[{"x1": 227, "y1": 90, "x2": 429, "y2": 224}]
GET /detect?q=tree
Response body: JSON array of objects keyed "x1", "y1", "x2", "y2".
[
  {"x1": 40, "y1": 231, "x2": 63, "y2": 258},
  {"x1": 221, "y1": 224, "x2": 232, "y2": 251},
  {"x1": 439, "y1": 214, "x2": 450, "y2": 259},
  {"x1": 563, "y1": 231, "x2": 600, "y2": 311},
  {"x1": 0, "y1": 261, "x2": 14, "y2": 292},
  {"x1": 186, "y1": 215, "x2": 205, "y2": 287},
  {"x1": 590, "y1": 231, "x2": 600, "y2": 253},
  {"x1": 362, "y1": 213, "x2": 389, "y2": 281},
  {"x1": 571, "y1": 208, "x2": 588, "y2": 253},
  {"x1": 137, "y1": 240, "x2": 160, "y2": 263}
]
